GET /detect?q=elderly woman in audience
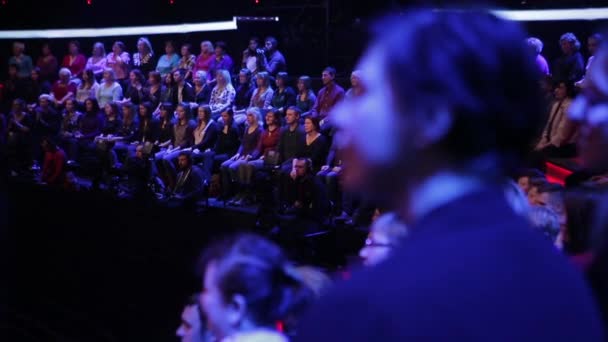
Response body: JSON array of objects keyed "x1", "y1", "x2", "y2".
[
  {"x1": 133, "y1": 37, "x2": 156, "y2": 77},
  {"x1": 209, "y1": 69, "x2": 236, "y2": 120},
  {"x1": 36, "y1": 42, "x2": 58, "y2": 82},
  {"x1": 156, "y1": 40, "x2": 180, "y2": 78},
  {"x1": 221, "y1": 107, "x2": 262, "y2": 203},
  {"x1": 178, "y1": 43, "x2": 196, "y2": 80},
  {"x1": 296, "y1": 75, "x2": 316, "y2": 118},
  {"x1": 106, "y1": 41, "x2": 130, "y2": 90},
  {"x1": 61, "y1": 40, "x2": 86, "y2": 80},
  {"x1": 209, "y1": 41, "x2": 234, "y2": 78},
  {"x1": 345, "y1": 69, "x2": 365, "y2": 98},
  {"x1": 271, "y1": 72, "x2": 296, "y2": 116},
  {"x1": 249, "y1": 71, "x2": 274, "y2": 111},
  {"x1": 76, "y1": 69, "x2": 99, "y2": 106},
  {"x1": 85, "y1": 42, "x2": 107, "y2": 79},
  {"x1": 359, "y1": 212, "x2": 408, "y2": 267},
  {"x1": 192, "y1": 70, "x2": 212, "y2": 106},
  {"x1": 194, "y1": 40, "x2": 215, "y2": 75},
  {"x1": 553, "y1": 32, "x2": 585, "y2": 83},
  {"x1": 526, "y1": 37, "x2": 550, "y2": 75},
  {"x1": 51, "y1": 68, "x2": 77, "y2": 108},
  {"x1": 96, "y1": 68, "x2": 123, "y2": 108},
  {"x1": 199, "y1": 233, "x2": 319, "y2": 342}
]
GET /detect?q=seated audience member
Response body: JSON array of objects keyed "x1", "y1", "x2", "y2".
[
  {"x1": 178, "y1": 43, "x2": 196, "y2": 80},
  {"x1": 3, "y1": 63, "x2": 28, "y2": 110},
  {"x1": 59, "y1": 98, "x2": 82, "y2": 160},
  {"x1": 166, "y1": 151, "x2": 205, "y2": 206},
  {"x1": 317, "y1": 138, "x2": 343, "y2": 215},
  {"x1": 172, "y1": 69, "x2": 195, "y2": 105},
  {"x1": 277, "y1": 107, "x2": 305, "y2": 204},
  {"x1": 236, "y1": 109, "x2": 282, "y2": 205},
  {"x1": 156, "y1": 103, "x2": 195, "y2": 188},
  {"x1": 132, "y1": 101, "x2": 159, "y2": 147},
  {"x1": 78, "y1": 98, "x2": 104, "y2": 146},
  {"x1": 242, "y1": 37, "x2": 260, "y2": 75},
  {"x1": 192, "y1": 70, "x2": 212, "y2": 106},
  {"x1": 576, "y1": 33, "x2": 603, "y2": 88},
  {"x1": 156, "y1": 102, "x2": 175, "y2": 149},
  {"x1": 534, "y1": 81, "x2": 577, "y2": 158},
  {"x1": 133, "y1": 37, "x2": 156, "y2": 77},
  {"x1": 201, "y1": 109, "x2": 241, "y2": 184},
  {"x1": 271, "y1": 72, "x2": 296, "y2": 116},
  {"x1": 9, "y1": 41, "x2": 33, "y2": 79},
  {"x1": 96, "y1": 68, "x2": 123, "y2": 108},
  {"x1": 345, "y1": 70, "x2": 365, "y2": 98},
  {"x1": 112, "y1": 103, "x2": 138, "y2": 162},
  {"x1": 76, "y1": 69, "x2": 99, "y2": 106},
  {"x1": 208, "y1": 69, "x2": 236, "y2": 120},
  {"x1": 233, "y1": 68, "x2": 255, "y2": 118},
  {"x1": 553, "y1": 32, "x2": 585, "y2": 84},
  {"x1": 145, "y1": 71, "x2": 165, "y2": 109},
  {"x1": 209, "y1": 41, "x2": 234, "y2": 78},
  {"x1": 24, "y1": 68, "x2": 52, "y2": 105},
  {"x1": 51, "y1": 68, "x2": 77, "y2": 108},
  {"x1": 39, "y1": 136, "x2": 66, "y2": 186},
  {"x1": 296, "y1": 75, "x2": 316, "y2": 117},
  {"x1": 122, "y1": 69, "x2": 146, "y2": 105},
  {"x1": 220, "y1": 107, "x2": 262, "y2": 203},
  {"x1": 258, "y1": 36, "x2": 287, "y2": 76},
  {"x1": 176, "y1": 293, "x2": 212, "y2": 342},
  {"x1": 249, "y1": 71, "x2": 274, "y2": 111},
  {"x1": 528, "y1": 206, "x2": 561, "y2": 243},
  {"x1": 61, "y1": 40, "x2": 86, "y2": 80},
  {"x1": 85, "y1": 42, "x2": 107, "y2": 79},
  {"x1": 192, "y1": 105, "x2": 218, "y2": 157},
  {"x1": 301, "y1": 116, "x2": 328, "y2": 172},
  {"x1": 156, "y1": 40, "x2": 180, "y2": 78},
  {"x1": 33, "y1": 94, "x2": 61, "y2": 140},
  {"x1": 280, "y1": 157, "x2": 331, "y2": 229},
  {"x1": 198, "y1": 233, "x2": 317, "y2": 342},
  {"x1": 359, "y1": 212, "x2": 408, "y2": 267},
  {"x1": 36, "y1": 42, "x2": 58, "y2": 82},
  {"x1": 311, "y1": 67, "x2": 345, "y2": 133},
  {"x1": 6, "y1": 98, "x2": 33, "y2": 173},
  {"x1": 526, "y1": 37, "x2": 550, "y2": 75},
  {"x1": 121, "y1": 144, "x2": 156, "y2": 200},
  {"x1": 515, "y1": 168, "x2": 546, "y2": 194},
  {"x1": 94, "y1": 103, "x2": 122, "y2": 177},
  {"x1": 193, "y1": 41, "x2": 214, "y2": 75},
  {"x1": 296, "y1": 10, "x2": 603, "y2": 341},
  {"x1": 106, "y1": 41, "x2": 131, "y2": 91}
]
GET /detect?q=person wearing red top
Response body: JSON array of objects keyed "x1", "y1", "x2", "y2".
[
  {"x1": 61, "y1": 40, "x2": 86, "y2": 79},
  {"x1": 310, "y1": 66, "x2": 345, "y2": 134},
  {"x1": 193, "y1": 41, "x2": 215, "y2": 75},
  {"x1": 40, "y1": 136, "x2": 66, "y2": 186},
  {"x1": 51, "y1": 68, "x2": 77, "y2": 107}
]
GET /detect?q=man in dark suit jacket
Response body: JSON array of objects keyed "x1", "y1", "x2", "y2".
[
  {"x1": 170, "y1": 151, "x2": 204, "y2": 207},
  {"x1": 172, "y1": 69, "x2": 195, "y2": 105},
  {"x1": 295, "y1": 9, "x2": 604, "y2": 341}
]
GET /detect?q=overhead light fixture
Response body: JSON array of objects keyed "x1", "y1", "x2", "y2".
[
  {"x1": 0, "y1": 17, "x2": 238, "y2": 39},
  {"x1": 491, "y1": 7, "x2": 608, "y2": 21}
]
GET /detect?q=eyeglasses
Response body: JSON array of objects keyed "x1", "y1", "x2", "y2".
[{"x1": 364, "y1": 238, "x2": 393, "y2": 248}]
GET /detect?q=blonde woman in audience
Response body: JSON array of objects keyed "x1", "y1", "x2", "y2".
[
  {"x1": 359, "y1": 212, "x2": 408, "y2": 266},
  {"x1": 96, "y1": 68, "x2": 123, "y2": 108},
  {"x1": 132, "y1": 37, "x2": 156, "y2": 77},
  {"x1": 209, "y1": 69, "x2": 236, "y2": 120}
]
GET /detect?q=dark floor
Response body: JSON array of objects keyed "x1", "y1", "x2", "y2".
[{"x1": 3, "y1": 180, "x2": 365, "y2": 341}]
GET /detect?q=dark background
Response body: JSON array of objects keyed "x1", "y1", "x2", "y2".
[{"x1": 3, "y1": 0, "x2": 608, "y2": 341}]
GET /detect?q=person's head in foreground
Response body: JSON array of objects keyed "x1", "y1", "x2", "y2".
[
  {"x1": 332, "y1": 9, "x2": 544, "y2": 222},
  {"x1": 359, "y1": 212, "x2": 408, "y2": 266},
  {"x1": 176, "y1": 293, "x2": 211, "y2": 342},
  {"x1": 199, "y1": 233, "x2": 317, "y2": 342}
]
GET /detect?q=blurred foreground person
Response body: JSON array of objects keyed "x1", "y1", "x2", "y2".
[
  {"x1": 176, "y1": 293, "x2": 212, "y2": 342},
  {"x1": 359, "y1": 212, "x2": 407, "y2": 267},
  {"x1": 296, "y1": 9, "x2": 603, "y2": 341},
  {"x1": 199, "y1": 234, "x2": 320, "y2": 342}
]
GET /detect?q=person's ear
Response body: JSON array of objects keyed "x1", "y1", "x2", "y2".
[
  {"x1": 412, "y1": 107, "x2": 452, "y2": 149},
  {"x1": 226, "y1": 294, "x2": 248, "y2": 328}
]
